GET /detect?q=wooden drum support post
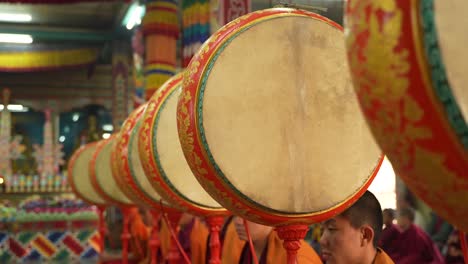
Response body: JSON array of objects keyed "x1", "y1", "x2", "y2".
[{"x1": 205, "y1": 216, "x2": 224, "y2": 264}]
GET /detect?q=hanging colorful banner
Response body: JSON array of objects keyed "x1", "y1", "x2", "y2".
[
  {"x1": 142, "y1": 0, "x2": 179, "y2": 100},
  {"x1": 182, "y1": 0, "x2": 211, "y2": 66},
  {"x1": 219, "y1": 0, "x2": 251, "y2": 25},
  {"x1": 0, "y1": 48, "x2": 98, "y2": 72}
]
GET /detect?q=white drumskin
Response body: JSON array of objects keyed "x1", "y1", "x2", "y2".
[
  {"x1": 72, "y1": 145, "x2": 106, "y2": 204},
  {"x1": 202, "y1": 15, "x2": 381, "y2": 213},
  {"x1": 435, "y1": 0, "x2": 468, "y2": 119},
  {"x1": 155, "y1": 86, "x2": 221, "y2": 208},
  {"x1": 95, "y1": 139, "x2": 132, "y2": 204}
]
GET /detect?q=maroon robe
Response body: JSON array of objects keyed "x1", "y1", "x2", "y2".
[
  {"x1": 392, "y1": 224, "x2": 444, "y2": 264},
  {"x1": 379, "y1": 223, "x2": 401, "y2": 259}
]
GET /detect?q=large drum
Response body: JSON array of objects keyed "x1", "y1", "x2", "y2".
[
  {"x1": 345, "y1": 0, "x2": 468, "y2": 231},
  {"x1": 140, "y1": 73, "x2": 226, "y2": 217},
  {"x1": 178, "y1": 8, "x2": 383, "y2": 226},
  {"x1": 112, "y1": 104, "x2": 175, "y2": 211},
  {"x1": 90, "y1": 136, "x2": 133, "y2": 206},
  {"x1": 68, "y1": 143, "x2": 106, "y2": 206}
]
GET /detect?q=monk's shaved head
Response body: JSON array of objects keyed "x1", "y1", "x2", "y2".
[{"x1": 339, "y1": 191, "x2": 383, "y2": 247}]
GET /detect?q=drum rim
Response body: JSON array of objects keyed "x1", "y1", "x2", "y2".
[
  {"x1": 180, "y1": 8, "x2": 383, "y2": 224},
  {"x1": 68, "y1": 142, "x2": 106, "y2": 206},
  {"x1": 112, "y1": 106, "x2": 154, "y2": 208},
  {"x1": 89, "y1": 136, "x2": 133, "y2": 206},
  {"x1": 419, "y1": 0, "x2": 467, "y2": 148},
  {"x1": 141, "y1": 73, "x2": 227, "y2": 216},
  {"x1": 125, "y1": 110, "x2": 172, "y2": 208}
]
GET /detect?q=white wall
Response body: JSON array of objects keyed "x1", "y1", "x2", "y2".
[{"x1": 368, "y1": 157, "x2": 397, "y2": 210}]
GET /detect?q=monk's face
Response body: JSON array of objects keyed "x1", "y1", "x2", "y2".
[
  {"x1": 320, "y1": 216, "x2": 366, "y2": 264},
  {"x1": 233, "y1": 216, "x2": 272, "y2": 242},
  {"x1": 397, "y1": 215, "x2": 411, "y2": 231}
]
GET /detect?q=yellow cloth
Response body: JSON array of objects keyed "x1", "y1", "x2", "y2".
[
  {"x1": 221, "y1": 220, "x2": 246, "y2": 264},
  {"x1": 265, "y1": 231, "x2": 322, "y2": 264},
  {"x1": 159, "y1": 220, "x2": 171, "y2": 261},
  {"x1": 374, "y1": 248, "x2": 395, "y2": 264},
  {"x1": 190, "y1": 218, "x2": 210, "y2": 264}
]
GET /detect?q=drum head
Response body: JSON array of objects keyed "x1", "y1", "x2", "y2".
[
  {"x1": 179, "y1": 8, "x2": 382, "y2": 225},
  {"x1": 142, "y1": 74, "x2": 225, "y2": 216},
  {"x1": 68, "y1": 143, "x2": 106, "y2": 205},
  {"x1": 91, "y1": 137, "x2": 132, "y2": 206}
]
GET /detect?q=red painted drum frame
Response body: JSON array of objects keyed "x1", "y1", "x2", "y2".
[{"x1": 345, "y1": 0, "x2": 468, "y2": 231}]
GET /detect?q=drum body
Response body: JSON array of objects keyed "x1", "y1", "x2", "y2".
[
  {"x1": 113, "y1": 104, "x2": 176, "y2": 212},
  {"x1": 112, "y1": 105, "x2": 151, "y2": 208},
  {"x1": 345, "y1": 0, "x2": 468, "y2": 231},
  {"x1": 90, "y1": 136, "x2": 133, "y2": 206},
  {"x1": 178, "y1": 8, "x2": 383, "y2": 226},
  {"x1": 140, "y1": 73, "x2": 226, "y2": 216},
  {"x1": 68, "y1": 143, "x2": 106, "y2": 206}
]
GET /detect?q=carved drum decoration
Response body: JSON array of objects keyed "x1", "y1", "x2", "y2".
[
  {"x1": 345, "y1": 0, "x2": 467, "y2": 231},
  {"x1": 178, "y1": 8, "x2": 383, "y2": 226}
]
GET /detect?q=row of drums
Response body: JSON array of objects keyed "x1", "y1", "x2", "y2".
[{"x1": 68, "y1": 2, "x2": 467, "y2": 263}]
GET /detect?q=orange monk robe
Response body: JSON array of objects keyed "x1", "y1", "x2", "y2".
[
  {"x1": 221, "y1": 220, "x2": 246, "y2": 264},
  {"x1": 263, "y1": 231, "x2": 322, "y2": 264},
  {"x1": 374, "y1": 248, "x2": 395, "y2": 264},
  {"x1": 159, "y1": 219, "x2": 171, "y2": 261},
  {"x1": 128, "y1": 208, "x2": 150, "y2": 262},
  {"x1": 190, "y1": 218, "x2": 210, "y2": 263}
]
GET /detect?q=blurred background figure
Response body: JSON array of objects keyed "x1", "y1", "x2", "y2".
[
  {"x1": 392, "y1": 208, "x2": 444, "y2": 264},
  {"x1": 379, "y1": 208, "x2": 400, "y2": 259},
  {"x1": 426, "y1": 211, "x2": 453, "y2": 252},
  {"x1": 444, "y1": 229, "x2": 466, "y2": 264}
]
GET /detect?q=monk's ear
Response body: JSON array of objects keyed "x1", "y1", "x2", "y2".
[{"x1": 360, "y1": 225, "x2": 374, "y2": 246}]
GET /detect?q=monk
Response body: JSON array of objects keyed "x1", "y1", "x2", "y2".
[
  {"x1": 392, "y1": 208, "x2": 444, "y2": 264},
  {"x1": 320, "y1": 191, "x2": 394, "y2": 264},
  {"x1": 378, "y1": 209, "x2": 400, "y2": 258},
  {"x1": 233, "y1": 217, "x2": 322, "y2": 263},
  {"x1": 178, "y1": 213, "x2": 210, "y2": 263}
]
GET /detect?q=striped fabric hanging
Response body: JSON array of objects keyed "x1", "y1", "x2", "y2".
[
  {"x1": 182, "y1": 0, "x2": 211, "y2": 67},
  {"x1": 142, "y1": 0, "x2": 180, "y2": 100}
]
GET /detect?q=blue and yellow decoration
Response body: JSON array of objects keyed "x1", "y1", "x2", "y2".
[{"x1": 182, "y1": 0, "x2": 211, "y2": 66}]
